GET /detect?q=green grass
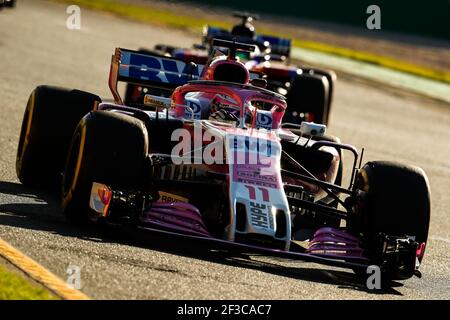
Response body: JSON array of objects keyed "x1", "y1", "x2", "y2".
[
  {"x1": 53, "y1": 0, "x2": 450, "y2": 84},
  {"x1": 0, "y1": 263, "x2": 58, "y2": 300}
]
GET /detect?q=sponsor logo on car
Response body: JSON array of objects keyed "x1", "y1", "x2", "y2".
[
  {"x1": 249, "y1": 201, "x2": 273, "y2": 229},
  {"x1": 158, "y1": 191, "x2": 189, "y2": 203}
]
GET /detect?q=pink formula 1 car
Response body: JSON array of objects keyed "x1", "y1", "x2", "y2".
[{"x1": 16, "y1": 40, "x2": 430, "y2": 283}]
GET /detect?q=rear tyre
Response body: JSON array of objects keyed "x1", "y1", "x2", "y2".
[
  {"x1": 353, "y1": 161, "x2": 431, "y2": 279},
  {"x1": 16, "y1": 86, "x2": 101, "y2": 188},
  {"x1": 285, "y1": 73, "x2": 329, "y2": 125},
  {"x1": 302, "y1": 68, "x2": 336, "y2": 124},
  {"x1": 62, "y1": 111, "x2": 148, "y2": 223},
  {"x1": 283, "y1": 133, "x2": 343, "y2": 229},
  {"x1": 284, "y1": 131, "x2": 343, "y2": 188}
]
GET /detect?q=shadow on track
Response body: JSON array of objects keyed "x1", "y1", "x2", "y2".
[
  {"x1": 0, "y1": 180, "x2": 403, "y2": 295},
  {"x1": 0, "y1": 180, "x2": 113, "y2": 242}
]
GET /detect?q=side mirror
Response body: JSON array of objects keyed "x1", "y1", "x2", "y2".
[
  {"x1": 251, "y1": 78, "x2": 267, "y2": 89},
  {"x1": 299, "y1": 122, "x2": 326, "y2": 137}
]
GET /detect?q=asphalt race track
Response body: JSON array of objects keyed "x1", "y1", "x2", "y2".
[{"x1": 0, "y1": 0, "x2": 449, "y2": 299}]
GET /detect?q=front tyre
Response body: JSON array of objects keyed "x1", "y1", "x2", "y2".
[
  {"x1": 62, "y1": 111, "x2": 148, "y2": 223},
  {"x1": 353, "y1": 161, "x2": 431, "y2": 280}
]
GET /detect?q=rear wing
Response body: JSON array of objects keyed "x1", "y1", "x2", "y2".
[
  {"x1": 256, "y1": 35, "x2": 291, "y2": 58},
  {"x1": 202, "y1": 26, "x2": 264, "y2": 52},
  {"x1": 109, "y1": 48, "x2": 204, "y2": 104},
  {"x1": 202, "y1": 26, "x2": 291, "y2": 58}
]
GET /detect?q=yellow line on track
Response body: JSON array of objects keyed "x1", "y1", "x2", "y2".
[
  {"x1": 292, "y1": 39, "x2": 450, "y2": 84},
  {"x1": 0, "y1": 238, "x2": 89, "y2": 300}
]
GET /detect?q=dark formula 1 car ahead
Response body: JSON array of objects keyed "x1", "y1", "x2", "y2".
[
  {"x1": 127, "y1": 13, "x2": 336, "y2": 126},
  {"x1": 0, "y1": 0, "x2": 16, "y2": 8},
  {"x1": 16, "y1": 40, "x2": 430, "y2": 283}
]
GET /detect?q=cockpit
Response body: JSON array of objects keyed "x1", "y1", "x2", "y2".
[{"x1": 172, "y1": 80, "x2": 287, "y2": 130}]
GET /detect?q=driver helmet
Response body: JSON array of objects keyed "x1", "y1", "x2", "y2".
[{"x1": 231, "y1": 21, "x2": 256, "y2": 39}]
